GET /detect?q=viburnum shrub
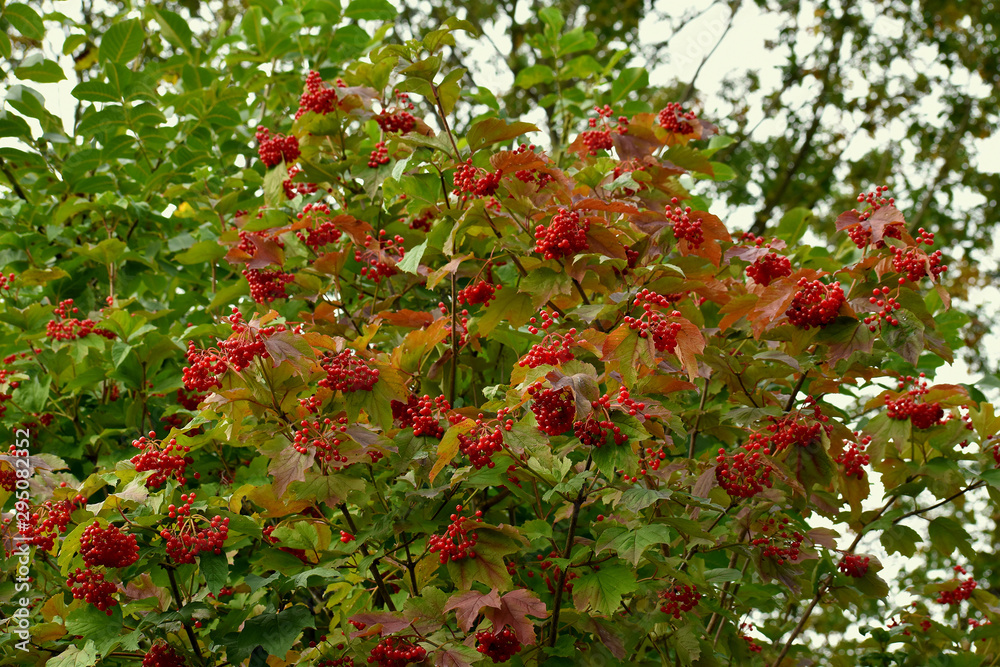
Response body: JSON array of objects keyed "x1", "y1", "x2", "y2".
[{"x1": 3, "y1": 10, "x2": 1000, "y2": 667}]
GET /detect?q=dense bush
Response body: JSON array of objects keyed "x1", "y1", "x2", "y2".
[{"x1": 1, "y1": 5, "x2": 998, "y2": 667}]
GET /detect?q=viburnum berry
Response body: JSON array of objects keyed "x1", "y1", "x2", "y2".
[
  {"x1": 354, "y1": 230, "x2": 405, "y2": 283},
  {"x1": 457, "y1": 280, "x2": 500, "y2": 307},
  {"x1": 715, "y1": 439, "x2": 773, "y2": 498},
  {"x1": 611, "y1": 158, "x2": 648, "y2": 196},
  {"x1": 838, "y1": 553, "x2": 871, "y2": 578},
  {"x1": 885, "y1": 375, "x2": 945, "y2": 429},
  {"x1": 368, "y1": 141, "x2": 389, "y2": 168},
  {"x1": 296, "y1": 70, "x2": 338, "y2": 118},
  {"x1": 243, "y1": 267, "x2": 294, "y2": 303},
  {"x1": 46, "y1": 299, "x2": 116, "y2": 341},
  {"x1": 367, "y1": 637, "x2": 426, "y2": 667},
  {"x1": 319, "y1": 350, "x2": 380, "y2": 392},
  {"x1": 752, "y1": 517, "x2": 804, "y2": 565},
  {"x1": 891, "y1": 228, "x2": 947, "y2": 282},
  {"x1": 159, "y1": 512, "x2": 230, "y2": 565},
  {"x1": 452, "y1": 159, "x2": 503, "y2": 200},
  {"x1": 739, "y1": 623, "x2": 763, "y2": 653},
  {"x1": 937, "y1": 568, "x2": 977, "y2": 605},
  {"x1": 132, "y1": 435, "x2": 193, "y2": 489},
  {"x1": 666, "y1": 197, "x2": 703, "y2": 248},
  {"x1": 657, "y1": 102, "x2": 697, "y2": 134},
  {"x1": 16, "y1": 496, "x2": 85, "y2": 551},
  {"x1": 534, "y1": 208, "x2": 589, "y2": 260},
  {"x1": 143, "y1": 640, "x2": 188, "y2": 667},
  {"x1": 255, "y1": 127, "x2": 300, "y2": 168},
  {"x1": 391, "y1": 394, "x2": 450, "y2": 438},
  {"x1": 746, "y1": 252, "x2": 792, "y2": 287},
  {"x1": 520, "y1": 312, "x2": 576, "y2": 367},
  {"x1": 428, "y1": 505, "x2": 482, "y2": 564},
  {"x1": 458, "y1": 415, "x2": 510, "y2": 469},
  {"x1": 296, "y1": 203, "x2": 344, "y2": 251},
  {"x1": 528, "y1": 383, "x2": 575, "y2": 436},
  {"x1": 835, "y1": 432, "x2": 871, "y2": 480},
  {"x1": 68, "y1": 566, "x2": 119, "y2": 615},
  {"x1": 340, "y1": 530, "x2": 355, "y2": 543},
  {"x1": 625, "y1": 289, "x2": 683, "y2": 353},
  {"x1": 376, "y1": 110, "x2": 416, "y2": 134},
  {"x1": 80, "y1": 522, "x2": 139, "y2": 568},
  {"x1": 577, "y1": 105, "x2": 628, "y2": 156},
  {"x1": 476, "y1": 627, "x2": 522, "y2": 663},
  {"x1": 785, "y1": 278, "x2": 845, "y2": 329},
  {"x1": 659, "y1": 584, "x2": 701, "y2": 619},
  {"x1": 844, "y1": 185, "x2": 903, "y2": 249}
]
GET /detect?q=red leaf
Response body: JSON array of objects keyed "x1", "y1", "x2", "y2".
[
  {"x1": 348, "y1": 612, "x2": 413, "y2": 638},
  {"x1": 484, "y1": 589, "x2": 548, "y2": 646},
  {"x1": 376, "y1": 309, "x2": 435, "y2": 328},
  {"x1": 444, "y1": 589, "x2": 502, "y2": 631},
  {"x1": 244, "y1": 235, "x2": 285, "y2": 270},
  {"x1": 868, "y1": 206, "x2": 906, "y2": 244},
  {"x1": 330, "y1": 214, "x2": 373, "y2": 245},
  {"x1": 584, "y1": 223, "x2": 627, "y2": 260},
  {"x1": 572, "y1": 198, "x2": 641, "y2": 215},
  {"x1": 673, "y1": 319, "x2": 706, "y2": 382}
]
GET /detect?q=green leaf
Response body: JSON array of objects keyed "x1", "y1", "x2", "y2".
[
  {"x1": 175, "y1": 240, "x2": 227, "y2": 265},
  {"x1": 928, "y1": 516, "x2": 974, "y2": 560},
  {"x1": 609, "y1": 67, "x2": 648, "y2": 104},
  {"x1": 776, "y1": 207, "x2": 814, "y2": 246},
  {"x1": 474, "y1": 281, "x2": 534, "y2": 336},
  {"x1": 111, "y1": 341, "x2": 133, "y2": 369},
  {"x1": 200, "y1": 551, "x2": 230, "y2": 594},
  {"x1": 100, "y1": 19, "x2": 145, "y2": 64},
  {"x1": 14, "y1": 57, "x2": 66, "y2": 83},
  {"x1": 226, "y1": 605, "x2": 314, "y2": 663},
  {"x1": 4, "y1": 4, "x2": 45, "y2": 40},
  {"x1": 538, "y1": 7, "x2": 565, "y2": 33},
  {"x1": 45, "y1": 642, "x2": 100, "y2": 667},
  {"x1": 880, "y1": 523, "x2": 920, "y2": 558},
  {"x1": 72, "y1": 81, "x2": 120, "y2": 103},
  {"x1": 514, "y1": 64, "x2": 555, "y2": 89},
  {"x1": 467, "y1": 118, "x2": 540, "y2": 154},
  {"x1": 263, "y1": 161, "x2": 290, "y2": 208},
  {"x1": 610, "y1": 524, "x2": 672, "y2": 566},
  {"x1": 65, "y1": 605, "x2": 123, "y2": 653},
  {"x1": 345, "y1": 0, "x2": 397, "y2": 20},
  {"x1": 557, "y1": 28, "x2": 598, "y2": 57},
  {"x1": 571, "y1": 565, "x2": 638, "y2": 614},
  {"x1": 396, "y1": 240, "x2": 426, "y2": 274},
  {"x1": 709, "y1": 161, "x2": 736, "y2": 181},
  {"x1": 152, "y1": 9, "x2": 193, "y2": 52}
]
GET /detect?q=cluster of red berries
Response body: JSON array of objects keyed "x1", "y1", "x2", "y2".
[
  {"x1": 243, "y1": 267, "x2": 295, "y2": 303},
  {"x1": 319, "y1": 350, "x2": 380, "y2": 392},
  {"x1": 534, "y1": 208, "x2": 589, "y2": 260},
  {"x1": 255, "y1": 127, "x2": 300, "y2": 168},
  {"x1": 0, "y1": 272, "x2": 15, "y2": 290},
  {"x1": 68, "y1": 566, "x2": 119, "y2": 614},
  {"x1": 855, "y1": 185, "x2": 894, "y2": 222},
  {"x1": 520, "y1": 312, "x2": 576, "y2": 367},
  {"x1": 46, "y1": 299, "x2": 115, "y2": 341},
  {"x1": 296, "y1": 203, "x2": 344, "y2": 250},
  {"x1": 159, "y1": 502, "x2": 230, "y2": 564},
  {"x1": 453, "y1": 159, "x2": 503, "y2": 200},
  {"x1": 635, "y1": 444, "x2": 669, "y2": 477},
  {"x1": 752, "y1": 517, "x2": 804, "y2": 565},
  {"x1": 666, "y1": 198, "x2": 703, "y2": 248},
  {"x1": 657, "y1": 102, "x2": 697, "y2": 134},
  {"x1": 528, "y1": 383, "x2": 575, "y2": 436},
  {"x1": 891, "y1": 229, "x2": 947, "y2": 282},
  {"x1": 785, "y1": 278, "x2": 845, "y2": 329},
  {"x1": 355, "y1": 230, "x2": 405, "y2": 283},
  {"x1": 746, "y1": 250, "x2": 792, "y2": 287},
  {"x1": 475, "y1": 627, "x2": 522, "y2": 663},
  {"x1": 659, "y1": 584, "x2": 701, "y2": 618},
  {"x1": 80, "y1": 522, "x2": 139, "y2": 568},
  {"x1": 409, "y1": 210, "x2": 434, "y2": 232},
  {"x1": 368, "y1": 141, "x2": 389, "y2": 168},
  {"x1": 625, "y1": 289, "x2": 683, "y2": 353},
  {"x1": 844, "y1": 186, "x2": 904, "y2": 248},
  {"x1": 143, "y1": 641, "x2": 187, "y2": 667},
  {"x1": 457, "y1": 280, "x2": 499, "y2": 307},
  {"x1": 182, "y1": 342, "x2": 227, "y2": 392},
  {"x1": 296, "y1": 70, "x2": 339, "y2": 119},
  {"x1": 534, "y1": 549, "x2": 579, "y2": 594},
  {"x1": 864, "y1": 286, "x2": 902, "y2": 331},
  {"x1": 376, "y1": 111, "x2": 416, "y2": 134},
  {"x1": 578, "y1": 105, "x2": 628, "y2": 155},
  {"x1": 283, "y1": 164, "x2": 318, "y2": 199},
  {"x1": 131, "y1": 434, "x2": 194, "y2": 489},
  {"x1": 938, "y1": 566, "x2": 977, "y2": 605},
  {"x1": 835, "y1": 432, "x2": 871, "y2": 480},
  {"x1": 428, "y1": 506, "x2": 482, "y2": 564},
  {"x1": 391, "y1": 394, "x2": 451, "y2": 439},
  {"x1": 367, "y1": 637, "x2": 426, "y2": 667},
  {"x1": 574, "y1": 416, "x2": 627, "y2": 448},
  {"x1": 292, "y1": 415, "x2": 350, "y2": 465},
  {"x1": 176, "y1": 388, "x2": 204, "y2": 411},
  {"x1": 755, "y1": 399, "x2": 830, "y2": 453},
  {"x1": 837, "y1": 553, "x2": 870, "y2": 578},
  {"x1": 885, "y1": 375, "x2": 945, "y2": 429},
  {"x1": 458, "y1": 415, "x2": 511, "y2": 469},
  {"x1": 716, "y1": 439, "x2": 773, "y2": 498},
  {"x1": 17, "y1": 496, "x2": 84, "y2": 551}
]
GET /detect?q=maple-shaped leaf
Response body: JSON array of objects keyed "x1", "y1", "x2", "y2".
[
  {"x1": 490, "y1": 149, "x2": 546, "y2": 172},
  {"x1": 583, "y1": 617, "x2": 626, "y2": 659},
  {"x1": 330, "y1": 214, "x2": 373, "y2": 245},
  {"x1": 820, "y1": 321, "x2": 876, "y2": 365},
  {"x1": 433, "y1": 645, "x2": 481, "y2": 667},
  {"x1": 263, "y1": 330, "x2": 315, "y2": 376},
  {"x1": 547, "y1": 365, "x2": 600, "y2": 418},
  {"x1": 446, "y1": 524, "x2": 526, "y2": 592},
  {"x1": 444, "y1": 589, "x2": 502, "y2": 631},
  {"x1": 718, "y1": 290, "x2": 758, "y2": 332},
  {"x1": 348, "y1": 612, "x2": 413, "y2": 638},
  {"x1": 584, "y1": 222, "x2": 628, "y2": 260},
  {"x1": 269, "y1": 447, "x2": 313, "y2": 497},
  {"x1": 243, "y1": 234, "x2": 286, "y2": 270},
  {"x1": 376, "y1": 309, "x2": 435, "y2": 329},
  {"x1": 611, "y1": 114, "x2": 661, "y2": 159},
  {"x1": 571, "y1": 565, "x2": 638, "y2": 615},
  {"x1": 483, "y1": 589, "x2": 548, "y2": 646},
  {"x1": 673, "y1": 319, "x2": 706, "y2": 382},
  {"x1": 121, "y1": 572, "x2": 171, "y2": 611},
  {"x1": 430, "y1": 418, "x2": 477, "y2": 482}
]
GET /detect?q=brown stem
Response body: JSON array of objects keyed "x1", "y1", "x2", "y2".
[
  {"x1": 164, "y1": 565, "x2": 206, "y2": 666},
  {"x1": 891, "y1": 481, "x2": 985, "y2": 525},
  {"x1": 785, "y1": 371, "x2": 809, "y2": 412},
  {"x1": 688, "y1": 373, "x2": 712, "y2": 457},
  {"x1": 450, "y1": 272, "x2": 458, "y2": 405},
  {"x1": 547, "y1": 456, "x2": 593, "y2": 647}
]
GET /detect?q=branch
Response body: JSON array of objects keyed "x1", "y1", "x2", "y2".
[
  {"x1": 679, "y1": 1, "x2": 740, "y2": 104},
  {"x1": 339, "y1": 503, "x2": 397, "y2": 611},
  {"x1": 164, "y1": 565, "x2": 206, "y2": 666},
  {"x1": 0, "y1": 156, "x2": 28, "y2": 201},
  {"x1": 547, "y1": 456, "x2": 592, "y2": 647},
  {"x1": 688, "y1": 373, "x2": 712, "y2": 457},
  {"x1": 891, "y1": 481, "x2": 986, "y2": 525}
]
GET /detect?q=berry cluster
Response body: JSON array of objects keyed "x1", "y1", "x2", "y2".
[
  {"x1": 785, "y1": 278, "x2": 845, "y2": 329},
  {"x1": 520, "y1": 311, "x2": 576, "y2": 367},
  {"x1": 864, "y1": 286, "x2": 902, "y2": 331},
  {"x1": 835, "y1": 432, "x2": 871, "y2": 480},
  {"x1": 176, "y1": 388, "x2": 205, "y2": 411},
  {"x1": 715, "y1": 439, "x2": 773, "y2": 498},
  {"x1": 68, "y1": 566, "x2": 119, "y2": 615},
  {"x1": 937, "y1": 568, "x2": 977, "y2": 605},
  {"x1": 391, "y1": 394, "x2": 450, "y2": 439},
  {"x1": 891, "y1": 228, "x2": 947, "y2": 282},
  {"x1": 753, "y1": 398, "x2": 830, "y2": 453},
  {"x1": 458, "y1": 415, "x2": 511, "y2": 469},
  {"x1": 0, "y1": 272, "x2": 15, "y2": 291},
  {"x1": 319, "y1": 350, "x2": 380, "y2": 392},
  {"x1": 409, "y1": 209, "x2": 434, "y2": 232},
  {"x1": 659, "y1": 584, "x2": 701, "y2": 619},
  {"x1": 534, "y1": 208, "x2": 589, "y2": 260},
  {"x1": 354, "y1": 230, "x2": 405, "y2": 283},
  {"x1": 428, "y1": 505, "x2": 482, "y2": 564},
  {"x1": 745, "y1": 242, "x2": 792, "y2": 287},
  {"x1": 17, "y1": 496, "x2": 85, "y2": 551},
  {"x1": 578, "y1": 105, "x2": 628, "y2": 156},
  {"x1": 657, "y1": 102, "x2": 697, "y2": 134},
  {"x1": 574, "y1": 415, "x2": 627, "y2": 448},
  {"x1": 844, "y1": 186, "x2": 904, "y2": 248},
  {"x1": 367, "y1": 637, "x2": 426, "y2": 667},
  {"x1": 752, "y1": 517, "x2": 804, "y2": 565},
  {"x1": 376, "y1": 111, "x2": 416, "y2": 134},
  {"x1": 159, "y1": 499, "x2": 230, "y2": 564},
  {"x1": 885, "y1": 375, "x2": 944, "y2": 429},
  {"x1": 837, "y1": 553, "x2": 871, "y2": 578},
  {"x1": 625, "y1": 289, "x2": 683, "y2": 353},
  {"x1": 283, "y1": 164, "x2": 318, "y2": 199},
  {"x1": 243, "y1": 267, "x2": 295, "y2": 303},
  {"x1": 666, "y1": 198, "x2": 703, "y2": 247},
  {"x1": 296, "y1": 203, "x2": 344, "y2": 250},
  {"x1": 340, "y1": 530, "x2": 355, "y2": 543},
  {"x1": 453, "y1": 159, "x2": 503, "y2": 200},
  {"x1": 636, "y1": 444, "x2": 668, "y2": 476},
  {"x1": 296, "y1": 70, "x2": 338, "y2": 119},
  {"x1": 739, "y1": 623, "x2": 763, "y2": 653},
  {"x1": 46, "y1": 299, "x2": 115, "y2": 341},
  {"x1": 255, "y1": 127, "x2": 300, "y2": 168},
  {"x1": 457, "y1": 280, "x2": 500, "y2": 307},
  {"x1": 528, "y1": 383, "x2": 575, "y2": 436},
  {"x1": 293, "y1": 415, "x2": 350, "y2": 466},
  {"x1": 438, "y1": 301, "x2": 470, "y2": 346},
  {"x1": 131, "y1": 434, "x2": 193, "y2": 489},
  {"x1": 80, "y1": 522, "x2": 139, "y2": 568},
  {"x1": 537, "y1": 549, "x2": 579, "y2": 594},
  {"x1": 475, "y1": 627, "x2": 522, "y2": 663},
  {"x1": 368, "y1": 141, "x2": 389, "y2": 168}
]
